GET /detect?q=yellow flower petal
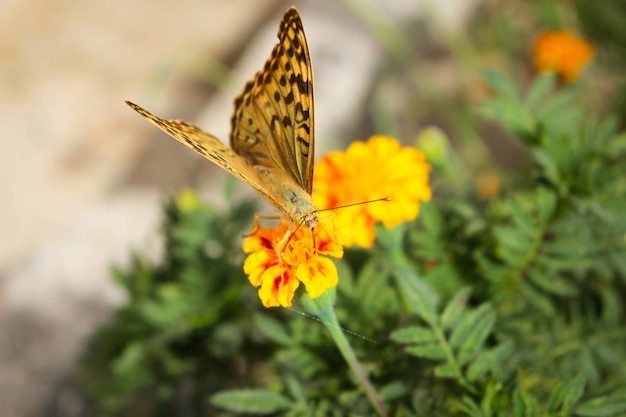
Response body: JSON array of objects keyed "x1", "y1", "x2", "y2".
[
  {"x1": 242, "y1": 219, "x2": 343, "y2": 308},
  {"x1": 258, "y1": 265, "x2": 300, "y2": 308},
  {"x1": 313, "y1": 136, "x2": 431, "y2": 248},
  {"x1": 296, "y1": 256, "x2": 339, "y2": 299}
]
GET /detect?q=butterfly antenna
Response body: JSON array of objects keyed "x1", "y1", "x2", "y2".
[{"x1": 317, "y1": 197, "x2": 392, "y2": 213}]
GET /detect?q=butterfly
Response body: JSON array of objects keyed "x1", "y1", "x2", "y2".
[{"x1": 126, "y1": 7, "x2": 318, "y2": 241}]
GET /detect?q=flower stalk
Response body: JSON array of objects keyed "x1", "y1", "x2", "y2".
[{"x1": 301, "y1": 290, "x2": 389, "y2": 417}]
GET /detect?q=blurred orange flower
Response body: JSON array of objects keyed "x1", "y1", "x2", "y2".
[
  {"x1": 313, "y1": 136, "x2": 431, "y2": 248},
  {"x1": 533, "y1": 30, "x2": 594, "y2": 82},
  {"x1": 243, "y1": 219, "x2": 343, "y2": 308}
]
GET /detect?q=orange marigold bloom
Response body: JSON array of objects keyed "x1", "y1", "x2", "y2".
[
  {"x1": 242, "y1": 219, "x2": 343, "y2": 308},
  {"x1": 313, "y1": 136, "x2": 431, "y2": 248},
  {"x1": 533, "y1": 30, "x2": 594, "y2": 82}
]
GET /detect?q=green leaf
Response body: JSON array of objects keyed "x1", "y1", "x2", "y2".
[
  {"x1": 459, "y1": 396, "x2": 484, "y2": 417},
  {"x1": 514, "y1": 387, "x2": 539, "y2": 417},
  {"x1": 254, "y1": 313, "x2": 292, "y2": 346},
  {"x1": 434, "y1": 361, "x2": 459, "y2": 379},
  {"x1": 537, "y1": 87, "x2": 580, "y2": 126},
  {"x1": 210, "y1": 389, "x2": 293, "y2": 414},
  {"x1": 379, "y1": 381, "x2": 408, "y2": 401},
  {"x1": 390, "y1": 326, "x2": 437, "y2": 344},
  {"x1": 406, "y1": 343, "x2": 448, "y2": 360},
  {"x1": 393, "y1": 266, "x2": 439, "y2": 325},
  {"x1": 509, "y1": 198, "x2": 537, "y2": 236},
  {"x1": 536, "y1": 187, "x2": 557, "y2": 221},
  {"x1": 525, "y1": 74, "x2": 557, "y2": 110},
  {"x1": 112, "y1": 341, "x2": 146, "y2": 374},
  {"x1": 574, "y1": 395, "x2": 626, "y2": 416},
  {"x1": 533, "y1": 148, "x2": 561, "y2": 186},
  {"x1": 483, "y1": 70, "x2": 519, "y2": 103},
  {"x1": 459, "y1": 312, "x2": 496, "y2": 363},
  {"x1": 527, "y1": 270, "x2": 577, "y2": 297},
  {"x1": 599, "y1": 287, "x2": 623, "y2": 324},
  {"x1": 449, "y1": 303, "x2": 495, "y2": 353},
  {"x1": 440, "y1": 287, "x2": 472, "y2": 330},
  {"x1": 466, "y1": 342, "x2": 514, "y2": 381},
  {"x1": 547, "y1": 372, "x2": 587, "y2": 412},
  {"x1": 521, "y1": 281, "x2": 555, "y2": 315},
  {"x1": 605, "y1": 132, "x2": 626, "y2": 158}
]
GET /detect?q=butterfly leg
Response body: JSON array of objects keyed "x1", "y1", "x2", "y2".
[
  {"x1": 274, "y1": 228, "x2": 295, "y2": 293},
  {"x1": 310, "y1": 228, "x2": 316, "y2": 254},
  {"x1": 243, "y1": 214, "x2": 282, "y2": 238}
]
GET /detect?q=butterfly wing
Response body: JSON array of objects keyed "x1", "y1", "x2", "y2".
[
  {"x1": 125, "y1": 100, "x2": 280, "y2": 205},
  {"x1": 230, "y1": 7, "x2": 315, "y2": 194}
]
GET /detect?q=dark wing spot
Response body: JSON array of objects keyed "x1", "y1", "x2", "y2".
[{"x1": 284, "y1": 91, "x2": 294, "y2": 105}]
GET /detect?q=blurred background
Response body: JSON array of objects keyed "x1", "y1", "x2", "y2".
[{"x1": 1, "y1": 0, "x2": 623, "y2": 415}]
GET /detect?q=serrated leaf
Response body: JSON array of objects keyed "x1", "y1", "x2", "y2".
[
  {"x1": 406, "y1": 343, "x2": 447, "y2": 360},
  {"x1": 521, "y1": 281, "x2": 555, "y2": 315},
  {"x1": 536, "y1": 187, "x2": 557, "y2": 221},
  {"x1": 510, "y1": 199, "x2": 537, "y2": 236},
  {"x1": 547, "y1": 372, "x2": 587, "y2": 412},
  {"x1": 514, "y1": 387, "x2": 539, "y2": 417},
  {"x1": 459, "y1": 396, "x2": 483, "y2": 417},
  {"x1": 113, "y1": 342, "x2": 146, "y2": 375},
  {"x1": 494, "y1": 226, "x2": 532, "y2": 261},
  {"x1": 211, "y1": 389, "x2": 292, "y2": 414},
  {"x1": 434, "y1": 361, "x2": 459, "y2": 379},
  {"x1": 466, "y1": 342, "x2": 513, "y2": 381},
  {"x1": 459, "y1": 310, "x2": 496, "y2": 363},
  {"x1": 393, "y1": 266, "x2": 439, "y2": 325},
  {"x1": 390, "y1": 326, "x2": 437, "y2": 344},
  {"x1": 254, "y1": 313, "x2": 291, "y2": 346},
  {"x1": 537, "y1": 87, "x2": 580, "y2": 124},
  {"x1": 606, "y1": 132, "x2": 626, "y2": 158},
  {"x1": 574, "y1": 395, "x2": 626, "y2": 416},
  {"x1": 449, "y1": 303, "x2": 495, "y2": 352},
  {"x1": 379, "y1": 382, "x2": 408, "y2": 401},
  {"x1": 599, "y1": 287, "x2": 623, "y2": 324},
  {"x1": 525, "y1": 74, "x2": 557, "y2": 110},
  {"x1": 483, "y1": 70, "x2": 519, "y2": 102},
  {"x1": 441, "y1": 287, "x2": 471, "y2": 329},
  {"x1": 527, "y1": 269, "x2": 577, "y2": 297},
  {"x1": 532, "y1": 148, "x2": 561, "y2": 186}
]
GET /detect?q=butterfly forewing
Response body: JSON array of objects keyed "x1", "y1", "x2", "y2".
[
  {"x1": 126, "y1": 7, "x2": 318, "y2": 228},
  {"x1": 230, "y1": 7, "x2": 315, "y2": 194},
  {"x1": 125, "y1": 101, "x2": 280, "y2": 204}
]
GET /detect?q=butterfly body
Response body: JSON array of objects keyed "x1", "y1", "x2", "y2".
[{"x1": 126, "y1": 7, "x2": 317, "y2": 230}]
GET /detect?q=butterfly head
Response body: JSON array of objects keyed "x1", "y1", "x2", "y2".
[{"x1": 296, "y1": 208, "x2": 318, "y2": 230}]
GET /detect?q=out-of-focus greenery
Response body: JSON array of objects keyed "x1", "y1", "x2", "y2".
[{"x1": 74, "y1": 1, "x2": 626, "y2": 416}]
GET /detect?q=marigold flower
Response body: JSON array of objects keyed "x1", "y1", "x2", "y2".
[
  {"x1": 533, "y1": 30, "x2": 594, "y2": 82},
  {"x1": 242, "y1": 219, "x2": 343, "y2": 308},
  {"x1": 313, "y1": 136, "x2": 431, "y2": 248}
]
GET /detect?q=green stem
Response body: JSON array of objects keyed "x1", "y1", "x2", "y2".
[{"x1": 302, "y1": 290, "x2": 389, "y2": 417}]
